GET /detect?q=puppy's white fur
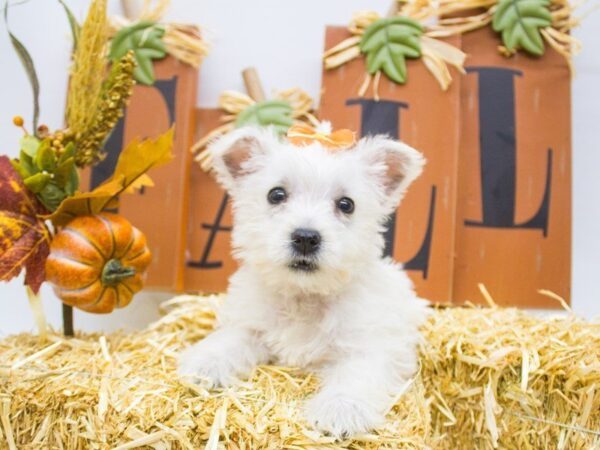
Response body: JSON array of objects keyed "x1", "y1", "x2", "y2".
[{"x1": 179, "y1": 126, "x2": 430, "y2": 438}]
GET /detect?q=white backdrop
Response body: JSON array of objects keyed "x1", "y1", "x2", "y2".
[{"x1": 0, "y1": 0, "x2": 598, "y2": 336}]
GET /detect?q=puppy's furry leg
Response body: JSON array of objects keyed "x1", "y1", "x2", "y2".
[
  {"x1": 178, "y1": 327, "x2": 268, "y2": 387},
  {"x1": 307, "y1": 355, "x2": 412, "y2": 438}
]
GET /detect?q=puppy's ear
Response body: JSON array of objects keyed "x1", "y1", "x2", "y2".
[
  {"x1": 209, "y1": 126, "x2": 277, "y2": 191},
  {"x1": 356, "y1": 136, "x2": 425, "y2": 207}
]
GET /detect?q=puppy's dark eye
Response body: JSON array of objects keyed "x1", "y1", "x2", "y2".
[
  {"x1": 336, "y1": 197, "x2": 355, "y2": 214},
  {"x1": 268, "y1": 187, "x2": 287, "y2": 205}
]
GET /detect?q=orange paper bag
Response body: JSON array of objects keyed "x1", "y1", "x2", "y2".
[
  {"x1": 453, "y1": 27, "x2": 571, "y2": 308},
  {"x1": 184, "y1": 109, "x2": 237, "y2": 293},
  {"x1": 319, "y1": 26, "x2": 462, "y2": 303}
]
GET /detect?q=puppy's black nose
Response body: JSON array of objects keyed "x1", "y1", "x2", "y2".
[{"x1": 291, "y1": 228, "x2": 321, "y2": 255}]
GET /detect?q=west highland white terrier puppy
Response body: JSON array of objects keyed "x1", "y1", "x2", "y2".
[{"x1": 179, "y1": 125, "x2": 430, "y2": 438}]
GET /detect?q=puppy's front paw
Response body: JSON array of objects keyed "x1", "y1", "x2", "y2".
[
  {"x1": 177, "y1": 344, "x2": 236, "y2": 388},
  {"x1": 306, "y1": 392, "x2": 382, "y2": 439}
]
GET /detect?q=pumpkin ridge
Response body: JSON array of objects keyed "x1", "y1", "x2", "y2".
[
  {"x1": 48, "y1": 253, "x2": 96, "y2": 268},
  {"x1": 119, "y1": 281, "x2": 134, "y2": 296},
  {"x1": 123, "y1": 247, "x2": 148, "y2": 263},
  {"x1": 122, "y1": 273, "x2": 143, "y2": 292},
  {"x1": 119, "y1": 226, "x2": 136, "y2": 260},
  {"x1": 54, "y1": 278, "x2": 101, "y2": 294},
  {"x1": 91, "y1": 285, "x2": 108, "y2": 307},
  {"x1": 97, "y1": 214, "x2": 117, "y2": 259},
  {"x1": 63, "y1": 227, "x2": 105, "y2": 259},
  {"x1": 115, "y1": 285, "x2": 125, "y2": 308}
]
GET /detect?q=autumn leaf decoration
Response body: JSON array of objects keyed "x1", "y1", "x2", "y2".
[
  {"x1": 49, "y1": 128, "x2": 174, "y2": 227},
  {"x1": 0, "y1": 126, "x2": 173, "y2": 295},
  {"x1": 0, "y1": 156, "x2": 51, "y2": 293},
  {"x1": 324, "y1": 11, "x2": 466, "y2": 97},
  {"x1": 1, "y1": 0, "x2": 178, "y2": 329}
]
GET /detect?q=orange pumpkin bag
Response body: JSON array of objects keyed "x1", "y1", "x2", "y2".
[
  {"x1": 184, "y1": 109, "x2": 237, "y2": 293},
  {"x1": 319, "y1": 26, "x2": 462, "y2": 304},
  {"x1": 452, "y1": 27, "x2": 571, "y2": 307}
]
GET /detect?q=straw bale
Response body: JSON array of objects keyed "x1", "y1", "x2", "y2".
[
  {"x1": 2, "y1": 294, "x2": 598, "y2": 449},
  {"x1": 421, "y1": 305, "x2": 600, "y2": 449},
  {"x1": 0, "y1": 296, "x2": 430, "y2": 449}
]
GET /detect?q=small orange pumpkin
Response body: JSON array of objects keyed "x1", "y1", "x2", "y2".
[{"x1": 45, "y1": 213, "x2": 152, "y2": 313}]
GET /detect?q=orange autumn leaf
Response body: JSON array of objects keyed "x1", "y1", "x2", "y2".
[
  {"x1": 49, "y1": 127, "x2": 174, "y2": 227},
  {"x1": 0, "y1": 156, "x2": 51, "y2": 293},
  {"x1": 46, "y1": 176, "x2": 123, "y2": 227},
  {"x1": 112, "y1": 127, "x2": 174, "y2": 184},
  {"x1": 125, "y1": 173, "x2": 154, "y2": 193}
]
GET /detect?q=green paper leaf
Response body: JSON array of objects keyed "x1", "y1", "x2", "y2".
[
  {"x1": 235, "y1": 100, "x2": 294, "y2": 134},
  {"x1": 4, "y1": 1, "x2": 41, "y2": 133},
  {"x1": 359, "y1": 16, "x2": 423, "y2": 84},
  {"x1": 492, "y1": 0, "x2": 552, "y2": 56},
  {"x1": 109, "y1": 21, "x2": 167, "y2": 85}
]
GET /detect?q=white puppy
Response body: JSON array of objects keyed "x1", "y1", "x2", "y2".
[{"x1": 179, "y1": 126, "x2": 429, "y2": 438}]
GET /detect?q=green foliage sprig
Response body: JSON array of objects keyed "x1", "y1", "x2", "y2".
[{"x1": 11, "y1": 134, "x2": 79, "y2": 212}]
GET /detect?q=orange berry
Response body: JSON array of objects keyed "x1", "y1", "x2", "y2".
[{"x1": 12, "y1": 116, "x2": 24, "y2": 127}]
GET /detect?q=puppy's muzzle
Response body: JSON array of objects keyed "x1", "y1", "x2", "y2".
[{"x1": 291, "y1": 228, "x2": 321, "y2": 256}]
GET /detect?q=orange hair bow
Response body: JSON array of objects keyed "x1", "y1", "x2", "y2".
[{"x1": 287, "y1": 123, "x2": 356, "y2": 150}]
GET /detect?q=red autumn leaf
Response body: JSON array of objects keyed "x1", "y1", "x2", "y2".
[{"x1": 0, "y1": 155, "x2": 51, "y2": 293}]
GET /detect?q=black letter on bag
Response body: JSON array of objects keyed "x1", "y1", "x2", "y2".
[
  {"x1": 464, "y1": 67, "x2": 551, "y2": 236},
  {"x1": 187, "y1": 193, "x2": 233, "y2": 269},
  {"x1": 347, "y1": 98, "x2": 436, "y2": 278}
]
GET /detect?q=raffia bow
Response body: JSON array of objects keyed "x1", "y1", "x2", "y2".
[
  {"x1": 323, "y1": 10, "x2": 467, "y2": 98},
  {"x1": 287, "y1": 123, "x2": 356, "y2": 150},
  {"x1": 193, "y1": 89, "x2": 318, "y2": 172}
]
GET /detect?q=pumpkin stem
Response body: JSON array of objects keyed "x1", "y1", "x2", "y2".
[{"x1": 102, "y1": 259, "x2": 136, "y2": 285}]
